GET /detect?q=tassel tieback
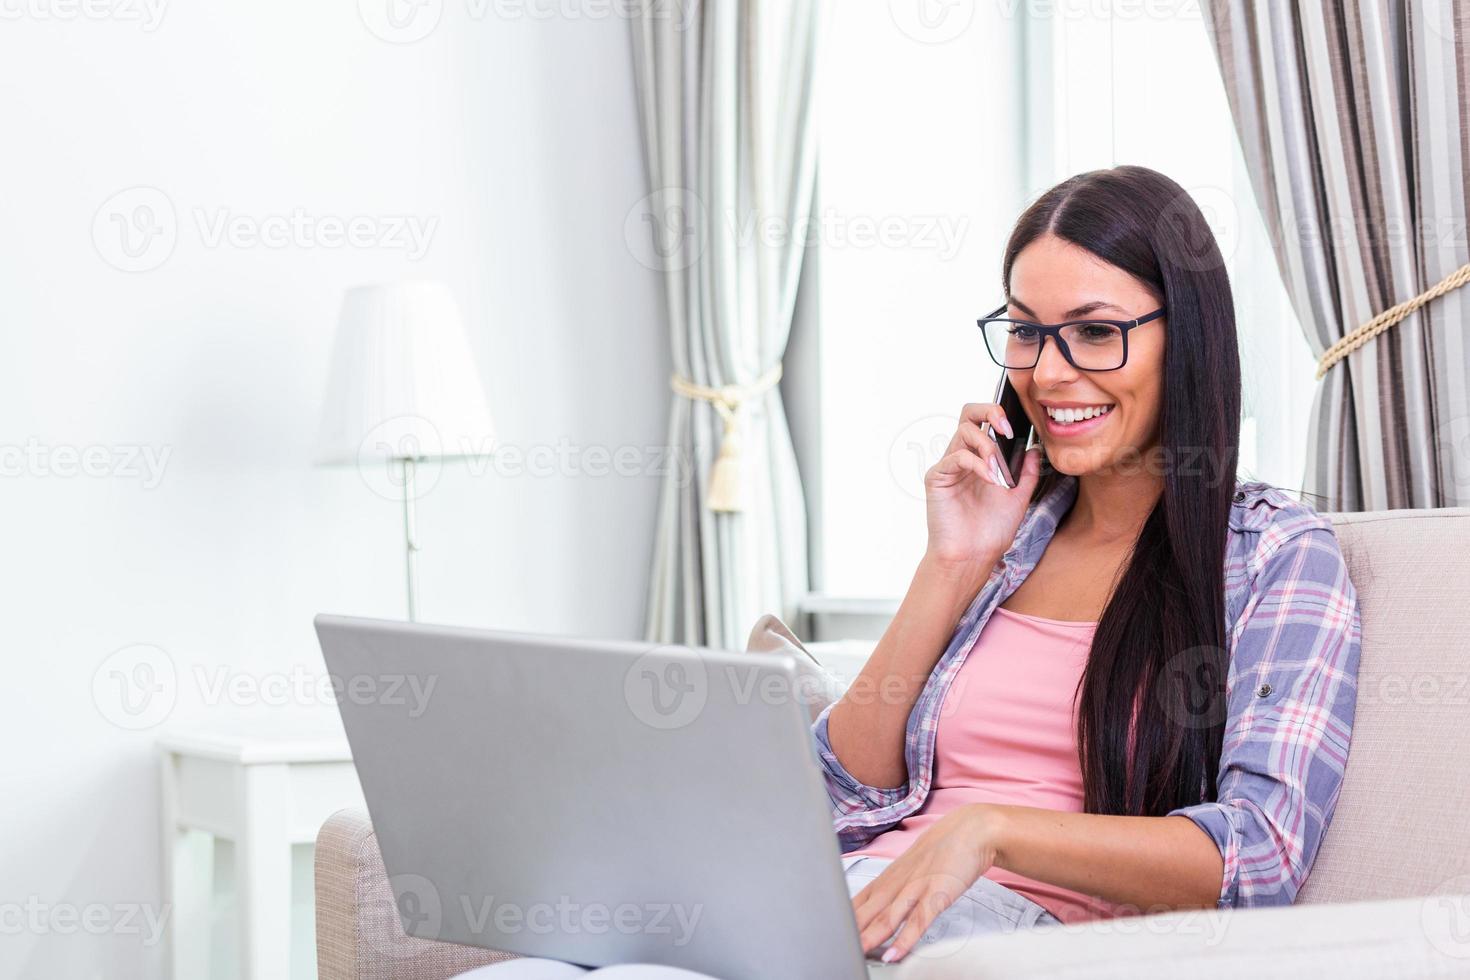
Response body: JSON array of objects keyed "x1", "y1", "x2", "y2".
[{"x1": 670, "y1": 363, "x2": 783, "y2": 513}]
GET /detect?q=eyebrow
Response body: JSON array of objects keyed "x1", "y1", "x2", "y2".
[{"x1": 1008, "y1": 296, "x2": 1129, "y2": 320}]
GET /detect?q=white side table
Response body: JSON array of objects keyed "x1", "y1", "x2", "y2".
[{"x1": 159, "y1": 722, "x2": 365, "y2": 980}]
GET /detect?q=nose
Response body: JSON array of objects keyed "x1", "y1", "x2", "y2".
[{"x1": 1030, "y1": 335, "x2": 1078, "y2": 389}]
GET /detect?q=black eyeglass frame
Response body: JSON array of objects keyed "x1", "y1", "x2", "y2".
[{"x1": 976, "y1": 303, "x2": 1166, "y2": 372}]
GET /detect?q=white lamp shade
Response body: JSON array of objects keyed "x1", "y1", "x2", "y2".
[{"x1": 315, "y1": 281, "x2": 496, "y2": 464}]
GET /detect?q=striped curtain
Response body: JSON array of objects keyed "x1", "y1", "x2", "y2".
[
  {"x1": 1203, "y1": 1, "x2": 1470, "y2": 510},
  {"x1": 631, "y1": 1, "x2": 823, "y2": 650}
]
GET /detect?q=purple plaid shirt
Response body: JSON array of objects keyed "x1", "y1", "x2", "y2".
[{"x1": 811, "y1": 475, "x2": 1361, "y2": 909}]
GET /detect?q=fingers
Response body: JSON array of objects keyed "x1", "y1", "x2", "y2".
[
  {"x1": 944, "y1": 404, "x2": 1014, "y2": 459},
  {"x1": 851, "y1": 875, "x2": 894, "y2": 936},
  {"x1": 960, "y1": 419, "x2": 1039, "y2": 491},
  {"x1": 1012, "y1": 445, "x2": 1043, "y2": 495},
  {"x1": 851, "y1": 866, "x2": 904, "y2": 949},
  {"x1": 945, "y1": 402, "x2": 1037, "y2": 482},
  {"x1": 955, "y1": 422, "x2": 1010, "y2": 483},
  {"x1": 928, "y1": 448, "x2": 1008, "y2": 490},
  {"x1": 883, "y1": 884, "x2": 958, "y2": 963},
  {"x1": 854, "y1": 877, "x2": 962, "y2": 963},
  {"x1": 856, "y1": 884, "x2": 919, "y2": 955},
  {"x1": 959, "y1": 402, "x2": 1015, "y2": 440}
]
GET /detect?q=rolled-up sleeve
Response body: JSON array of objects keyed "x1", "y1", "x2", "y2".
[
  {"x1": 1169, "y1": 525, "x2": 1361, "y2": 908},
  {"x1": 811, "y1": 700, "x2": 908, "y2": 818}
]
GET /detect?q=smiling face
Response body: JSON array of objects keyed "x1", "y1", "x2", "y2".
[{"x1": 1004, "y1": 232, "x2": 1167, "y2": 477}]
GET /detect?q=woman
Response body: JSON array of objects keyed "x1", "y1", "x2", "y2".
[
  {"x1": 467, "y1": 165, "x2": 1361, "y2": 977},
  {"x1": 818, "y1": 164, "x2": 1362, "y2": 963}
]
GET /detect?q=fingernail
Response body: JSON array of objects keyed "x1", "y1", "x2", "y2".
[
  {"x1": 882, "y1": 947, "x2": 901, "y2": 963},
  {"x1": 999, "y1": 416, "x2": 1014, "y2": 438},
  {"x1": 990, "y1": 458, "x2": 1009, "y2": 489}
]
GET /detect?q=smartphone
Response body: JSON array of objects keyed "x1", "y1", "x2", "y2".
[{"x1": 988, "y1": 372, "x2": 1035, "y2": 488}]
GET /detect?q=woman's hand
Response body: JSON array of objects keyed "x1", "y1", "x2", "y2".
[
  {"x1": 852, "y1": 805, "x2": 1004, "y2": 962},
  {"x1": 924, "y1": 403, "x2": 1042, "y2": 578}
]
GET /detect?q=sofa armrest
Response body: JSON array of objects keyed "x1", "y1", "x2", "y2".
[
  {"x1": 314, "y1": 808, "x2": 518, "y2": 980},
  {"x1": 891, "y1": 892, "x2": 1470, "y2": 979}
]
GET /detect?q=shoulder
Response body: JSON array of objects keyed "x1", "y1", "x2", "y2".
[
  {"x1": 1228, "y1": 480, "x2": 1333, "y2": 536},
  {"x1": 1228, "y1": 480, "x2": 1351, "y2": 593},
  {"x1": 1224, "y1": 486, "x2": 1360, "y2": 703},
  {"x1": 1229, "y1": 480, "x2": 1336, "y2": 548}
]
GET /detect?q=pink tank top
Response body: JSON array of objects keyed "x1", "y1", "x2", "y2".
[{"x1": 850, "y1": 605, "x2": 1128, "y2": 924}]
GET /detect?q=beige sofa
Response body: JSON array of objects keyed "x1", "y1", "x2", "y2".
[{"x1": 316, "y1": 507, "x2": 1470, "y2": 979}]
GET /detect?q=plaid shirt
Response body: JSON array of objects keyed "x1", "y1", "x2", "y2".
[{"x1": 811, "y1": 475, "x2": 1361, "y2": 909}]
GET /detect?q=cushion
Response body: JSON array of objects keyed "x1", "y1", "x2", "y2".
[
  {"x1": 743, "y1": 612, "x2": 848, "y2": 722},
  {"x1": 889, "y1": 891, "x2": 1470, "y2": 979},
  {"x1": 315, "y1": 808, "x2": 517, "y2": 980},
  {"x1": 1298, "y1": 508, "x2": 1470, "y2": 903}
]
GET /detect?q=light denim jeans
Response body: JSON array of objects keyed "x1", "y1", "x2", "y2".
[
  {"x1": 842, "y1": 854, "x2": 1060, "y2": 961},
  {"x1": 457, "y1": 855, "x2": 1059, "y2": 978}
]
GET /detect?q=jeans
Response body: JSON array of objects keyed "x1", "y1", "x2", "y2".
[{"x1": 842, "y1": 854, "x2": 1060, "y2": 960}]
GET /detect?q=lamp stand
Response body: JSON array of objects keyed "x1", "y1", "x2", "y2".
[{"x1": 399, "y1": 456, "x2": 420, "y2": 622}]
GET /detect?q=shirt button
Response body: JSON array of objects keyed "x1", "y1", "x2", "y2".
[
  {"x1": 1257, "y1": 683, "x2": 1273, "y2": 698},
  {"x1": 1233, "y1": 490, "x2": 1246, "y2": 503}
]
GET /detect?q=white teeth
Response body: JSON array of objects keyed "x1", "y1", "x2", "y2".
[{"x1": 1046, "y1": 405, "x2": 1112, "y2": 424}]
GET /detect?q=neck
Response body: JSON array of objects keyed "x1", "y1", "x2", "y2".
[{"x1": 1064, "y1": 462, "x2": 1164, "y2": 545}]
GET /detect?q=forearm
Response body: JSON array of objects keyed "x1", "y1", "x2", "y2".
[
  {"x1": 826, "y1": 552, "x2": 997, "y2": 789},
  {"x1": 985, "y1": 804, "x2": 1223, "y2": 911}
]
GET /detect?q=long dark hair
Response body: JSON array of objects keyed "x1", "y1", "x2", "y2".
[{"x1": 1002, "y1": 165, "x2": 1241, "y2": 816}]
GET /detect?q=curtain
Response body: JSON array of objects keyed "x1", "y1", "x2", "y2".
[
  {"x1": 1203, "y1": 1, "x2": 1470, "y2": 511},
  {"x1": 631, "y1": 0, "x2": 824, "y2": 649}
]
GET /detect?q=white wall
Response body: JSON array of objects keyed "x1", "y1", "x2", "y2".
[
  {"x1": 812, "y1": 3, "x2": 1025, "y2": 598},
  {"x1": 0, "y1": 4, "x2": 668, "y2": 977}
]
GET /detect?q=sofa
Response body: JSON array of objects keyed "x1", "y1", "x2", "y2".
[{"x1": 315, "y1": 507, "x2": 1470, "y2": 978}]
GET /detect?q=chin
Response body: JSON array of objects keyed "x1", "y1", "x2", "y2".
[{"x1": 1041, "y1": 444, "x2": 1115, "y2": 478}]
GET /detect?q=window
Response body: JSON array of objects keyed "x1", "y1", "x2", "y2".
[{"x1": 806, "y1": 1, "x2": 1315, "y2": 608}]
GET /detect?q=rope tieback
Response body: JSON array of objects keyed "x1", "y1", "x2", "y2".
[
  {"x1": 671, "y1": 363, "x2": 783, "y2": 513},
  {"x1": 1317, "y1": 261, "x2": 1470, "y2": 379}
]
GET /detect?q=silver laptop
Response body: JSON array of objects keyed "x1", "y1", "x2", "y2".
[{"x1": 315, "y1": 614, "x2": 875, "y2": 980}]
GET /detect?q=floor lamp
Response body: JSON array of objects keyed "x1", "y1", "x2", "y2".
[{"x1": 314, "y1": 281, "x2": 496, "y2": 621}]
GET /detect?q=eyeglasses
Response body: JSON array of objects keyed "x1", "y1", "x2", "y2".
[{"x1": 976, "y1": 303, "x2": 1166, "y2": 372}]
